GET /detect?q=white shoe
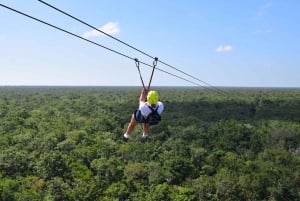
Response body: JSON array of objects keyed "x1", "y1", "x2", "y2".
[{"x1": 124, "y1": 133, "x2": 130, "y2": 139}]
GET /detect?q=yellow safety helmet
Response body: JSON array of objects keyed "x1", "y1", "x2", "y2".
[{"x1": 147, "y1": 91, "x2": 159, "y2": 105}]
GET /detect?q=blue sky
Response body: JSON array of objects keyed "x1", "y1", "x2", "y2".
[{"x1": 1, "y1": 0, "x2": 299, "y2": 87}]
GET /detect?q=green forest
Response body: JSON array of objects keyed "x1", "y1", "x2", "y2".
[{"x1": 0, "y1": 86, "x2": 299, "y2": 201}]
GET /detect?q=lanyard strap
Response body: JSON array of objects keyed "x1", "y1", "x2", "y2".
[{"x1": 135, "y1": 57, "x2": 158, "y2": 90}]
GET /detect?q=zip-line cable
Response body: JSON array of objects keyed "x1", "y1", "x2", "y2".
[
  {"x1": 37, "y1": 0, "x2": 154, "y2": 60},
  {"x1": 0, "y1": 4, "x2": 132, "y2": 60},
  {"x1": 37, "y1": 0, "x2": 227, "y2": 94},
  {"x1": 158, "y1": 60, "x2": 226, "y2": 94},
  {"x1": 0, "y1": 3, "x2": 204, "y2": 88}
]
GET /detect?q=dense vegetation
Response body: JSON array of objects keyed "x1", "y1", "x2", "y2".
[{"x1": 0, "y1": 86, "x2": 300, "y2": 201}]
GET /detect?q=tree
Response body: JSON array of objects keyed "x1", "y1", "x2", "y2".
[
  {"x1": 104, "y1": 182, "x2": 130, "y2": 201},
  {"x1": 163, "y1": 156, "x2": 194, "y2": 184},
  {"x1": 39, "y1": 151, "x2": 69, "y2": 180},
  {"x1": 146, "y1": 183, "x2": 171, "y2": 201}
]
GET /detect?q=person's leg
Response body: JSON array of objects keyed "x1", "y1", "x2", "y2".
[
  {"x1": 124, "y1": 114, "x2": 138, "y2": 138},
  {"x1": 142, "y1": 123, "x2": 150, "y2": 137}
]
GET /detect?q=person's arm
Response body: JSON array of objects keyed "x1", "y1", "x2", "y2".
[{"x1": 139, "y1": 88, "x2": 148, "y2": 103}]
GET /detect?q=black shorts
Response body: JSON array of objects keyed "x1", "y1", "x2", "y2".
[{"x1": 134, "y1": 109, "x2": 146, "y2": 123}]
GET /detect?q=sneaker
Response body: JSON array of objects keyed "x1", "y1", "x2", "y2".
[
  {"x1": 142, "y1": 133, "x2": 148, "y2": 139},
  {"x1": 124, "y1": 133, "x2": 130, "y2": 139}
]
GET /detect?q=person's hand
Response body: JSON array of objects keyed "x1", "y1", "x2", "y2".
[{"x1": 142, "y1": 87, "x2": 148, "y2": 96}]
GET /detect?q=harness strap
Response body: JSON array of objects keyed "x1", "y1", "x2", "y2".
[
  {"x1": 146, "y1": 105, "x2": 161, "y2": 125},
  {"x1": 135, "y1": 58, "x2": 145, "y2": 89},
  {"x1": 134, "y1": 57, "x2": 158, "y2": 90},
  {"x1": 147, "y1": 57, "x2": 158, "y2": 90},
  {"x1": 148, "y1": 105, "x2": 159, "y2": 112}
]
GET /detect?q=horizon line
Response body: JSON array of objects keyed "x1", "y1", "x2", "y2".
[{"x1": 0, "y1": 85, "x2": 299, "y2": 89}]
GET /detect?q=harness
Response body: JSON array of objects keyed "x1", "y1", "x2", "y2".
[
  {"x1": 145, "y1": 105, "x2": 161, "y2": 125},
  {"x1": 134, "y1": 57, "x2": 161, "y2": 125}
]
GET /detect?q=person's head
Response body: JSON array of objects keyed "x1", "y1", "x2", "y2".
[{"x1": 147, "y1": 91, "x2": 159, "y2": 105}]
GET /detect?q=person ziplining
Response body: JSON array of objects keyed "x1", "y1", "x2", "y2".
[{"x1": 123, "y1": 58, "x2": 164, "y2": 139}]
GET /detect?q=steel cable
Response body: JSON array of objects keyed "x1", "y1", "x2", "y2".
[
  {"x1": 1, "y1": 3, "x2": 206, "y2": 88},
  {"x1": 37, "y1": 0, "x2": 227, "y2": 94}
]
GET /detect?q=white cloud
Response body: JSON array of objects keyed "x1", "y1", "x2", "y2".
[
  {"x1": 83, "y1": 22, "x2": 120, "y2": 38},
  {"x1": 216, "y1": 45, "x2": 233, "y2": 53}
]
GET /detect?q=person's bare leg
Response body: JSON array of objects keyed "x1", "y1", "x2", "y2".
[
  {"x1": 125, "y1": 114, "x2": 138, "y2": 136},
  {"x1": 142, "y1": 123, "x2": 150, "y2": 137}
]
